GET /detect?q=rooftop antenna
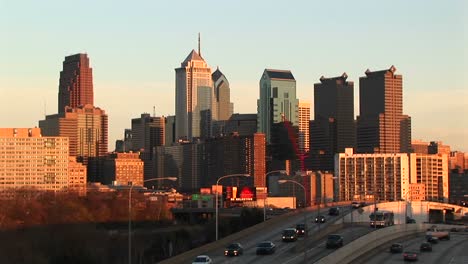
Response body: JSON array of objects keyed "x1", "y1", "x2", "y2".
[
  {"x1": 198, "y1": 32, "x2": 201, "y2": 57},
  {"x1": 153, "y1": 106, "x2": 156, "y2": 117},
  {"x1": 44, "y1": 100, "x2": 47, "y2": 117}
]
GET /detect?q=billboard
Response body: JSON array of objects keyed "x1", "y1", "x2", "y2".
[{"x1": 229, "y1": 186, "x2": 256, "y2": 201}]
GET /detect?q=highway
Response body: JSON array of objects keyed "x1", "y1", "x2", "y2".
[
  {"x1": 361, "y1": 232, "x2": 468, "y2": 264},
  {"x1": 204, "y1": 207, "x2": 375, "y2": 264}
]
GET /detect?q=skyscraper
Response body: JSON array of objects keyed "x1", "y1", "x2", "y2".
[
  {"x1": 257, "y1": 69, "x2": 299, "y2": 143},
  {"x1": 39, "y1": 104, "x2": 108, "y2": 165},
  {"x1": 298, "y1": 101, "x2": 310, "y2": 154},
  {"x1": 175, "y1": 46, "x2": 214, "y2": 140},
  {"x1": 131, "y1": 113, "x2": 165, "y2": 153},
  {"x1": 357, "y1": 66, "x2": 411, "y2": 153},
  {"x1": 309, "y1": 73, "x2": 355, "y2": 171},
  {"x1": 212, "y1": 67, "x2": 234, "y2": 121},
  {"x1": 58, "y1": 53, "x2": 94, "y2": 113}
]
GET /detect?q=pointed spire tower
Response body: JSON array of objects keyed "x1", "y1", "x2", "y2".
[{"x1": 175, "y1": 34, "x2": 213, "y2": 140}]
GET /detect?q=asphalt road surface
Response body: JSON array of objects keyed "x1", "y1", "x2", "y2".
[
  {"x1": 203, "y1": 207, "x2": 375, "y2": 264},
  {"x1": 361, "y1": 232, "x2": 468, "y2": 264}
]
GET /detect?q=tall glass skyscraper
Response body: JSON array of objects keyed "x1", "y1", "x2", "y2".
[
  {"x1": 212, "y1": 67, "x2": 234, "y2": 121},
  {"x1": 257, "y1": 69, "x2": 298, "y2": 143},
  {"x1": 175, "y1": 49, "x2": 214, "y2": 140}
]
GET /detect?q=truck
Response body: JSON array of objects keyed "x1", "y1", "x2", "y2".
[{"x1": 426, "y1": 225, "x2": 450, "y2": 240}]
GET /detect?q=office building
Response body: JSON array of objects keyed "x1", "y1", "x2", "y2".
[
  {"x1": 335, "y1": 148, "x2": 410, "y2": 202},
  {"x1": 175, "y1": 46, "x2": 214, "y2": 140},
  {"x1": 428, "y1": 141, "x2": 451, "y2": 156},
  {"x1": 130, "y1": 113, "x2": 165, "y2": 153},
  {"x1": 409, "y1": 153, "x2": 448, "y2": 203},
  {"x1": 357, "y1": 66, "x2": 411, "y2": 154},
  {"x1": 58, "y1": 53, "x2": 94, "y2": 113},
  {"x1": 212, "y1": 67, "x2": 233, "y2": 121},
  {"x1": 412, "y1": 139, "x2": 429, "y2": 154},
  {"x1": 68, "y1": 157, "x2": 87, "y2": 196},
  {"x1": 165, "y1": 115, "x2": 176, "y2": 146},
  {"x1": 39, "y1": 104, "x2": 108, "y2": 165},
  {"x1": 257, "y1": 69, "x2": 298, "y2": 143},
  {"x1": 310, "y1": 73, "x2": 355, "y2": 171},
  {"x1": 103, "y1": 152, "x2": 144, "y2": 186},
  {"x1": 0, "y1": 128, "x2": 70, "y2": 196},
  {"x1": 449, "y1": 170, "x2": 468, "y2": 205},
  {"x1": 298, "y1": 100, "x2": 310, "y2": 154},
  {"x1": 155, "y1": 133, "x2": 265, "y2": 192}
]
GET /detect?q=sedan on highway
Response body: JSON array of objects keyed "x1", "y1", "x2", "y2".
[
  {"x1": 328, "y1": 207, "x2": 340, "y2": 216},
  {"x1": 420, "y1": 242, "x2": 432, "y2": 252},
  {"x1": 224, "y1": 243, "x2": 243, "y2": 256},
  {"x1": 282, "y1": 228, "x2": 298, "y2": 242},
  {"x1": 403, "y1": 251, "x2": 418, "y2": 261},
  {"x1": 315, "y1": 215, "x2": 326, "y2": 223},
  {"x1": 326, "y1": 234, "x2": 344, "y2": 248},
  {"x1": 296, "y1": 224, "x2": 306, "y2": 236},
  {"x1": 256, "y1": 241, "x2": 276, "y2": 255},
  {"x1": 192, "y1": 255, "x2": 213, "y2": 264},
  {"x1": 390, "y1": 243, "x2": 403, "y2": 253}
]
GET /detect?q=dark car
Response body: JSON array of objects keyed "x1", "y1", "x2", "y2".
[
  {"x1": 406, "y1": 216, "x2": 416, "y2": 224},
  {"x1": 282, "y1": 228, "x2": 298, "y2": 242},
  {"x1": 403, "y1": 251, "x2": 418, "y2": 261},
  {"x1": 256, "y1": 241, "x2": 276, "y2": 255},
  {"x1": 427, "y1": 236, "x2": 439, "y2": 244},
  {"x1": 390, "y1": 243, "x2": 403, "y2": 253},
  {"x1": 420, "y1": 242, "x2": 432, "y2": 252},
  {"x1": 296, "y1": 224, "x2": 306, "y2": 236},
  {"x1": 224, "y1": 243, "x2": 243, "y2": 256},
  {"x1": 328, "y1": 207, "x2": 340, "y2": 216},
  {"x1": 326, "y1": 234, "x2": 344, "y2": 248},
  {"x1": 315, "y1": 215, "x2": 326, "y2": 223}
]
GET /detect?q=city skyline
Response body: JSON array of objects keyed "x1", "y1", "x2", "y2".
[{"x1": 1, "y1": 0, "x2": 466, "y2": 151}]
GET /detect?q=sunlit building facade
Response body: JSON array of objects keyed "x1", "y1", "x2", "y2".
[
  {"x1": 0, "y1": 128, "x2": 70, "y2": 196},
  {"x1": 58, "y1": 53, "x2": 94, "y2": 113}
]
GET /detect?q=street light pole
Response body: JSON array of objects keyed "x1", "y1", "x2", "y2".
[
  {"x1": 278, "y1": 179, "x2": 308, "y2": 263},
  {"x1": 128, "y1": 177, "x2": 177, "y2": 264},
  {"x1": 264, "y1": 170, "x2": 287, "y2": 221},
  {"x1": 215, "y1": 174, "x2": 250, "y2": 241}
]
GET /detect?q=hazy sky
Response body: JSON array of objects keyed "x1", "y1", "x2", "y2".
[{"x1": 1, "y1": 0, "x2": 467, "y2": 151}]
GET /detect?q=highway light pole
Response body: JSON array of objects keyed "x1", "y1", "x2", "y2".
[
  {"x1": 264, "y1": 170, "x2": 287, "y2": 221},
  {"x1": 278, "y1": 179, "x2": 308, "y2": 263},
  {"x1": 128, "y1": 177, "x2": 177, "y2": 264},
  {"x1": 216, "y1": 174, "x2": 250, "y2": 241}
]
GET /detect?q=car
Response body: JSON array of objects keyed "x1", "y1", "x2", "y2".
[
  {"x1": 256, "y1": 241, "x2": 276, "y2": 255},
  {"x1": 224, "y1": 243, "x2": 243, "y2": 256},
  {"x1": 420, "y1": 242, "x2": 432, "y2": 252},
  {"x1": 192, "y1": 255, "x2": 213, "y2": 264},
  {"x1": 282, "y1": 228, "x2": 298, "y2": 242},
  {"x1": 326, "y1": 234, "x2": 344, "y2": 248},
  {"x1": 359, "y1": 201, "x2": 367, "y2": 207},
  {"x1": 328, "y1": 207, "x2": 340, "y2": 216},
  {"x1": 403, "y1": 251, "x2": 418, "y2": 261},
  {"x1": 315, "y1": 215, "x2": 326, "y2": 223},
  {"x1": 351, "y1": 201, "x2": 360, "y2": 209},
  {"x1": 406, "y1": 216, "x2": 416, "y2": 224},
  {"x1": 390, "y1": 243, "x2": 403, "y2": 253},
  {"x1": 427, "y1": 236, "x2": 439, "y2": 244},
  {"x1": 296, "y1": 224, "x2": 306, "y2": 236}
]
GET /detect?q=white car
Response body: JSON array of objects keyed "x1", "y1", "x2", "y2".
[{"x1": 192, "y1": 255, "x2": 213, "y2": 264}]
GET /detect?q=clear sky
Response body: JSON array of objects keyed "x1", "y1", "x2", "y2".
[{"x1": 1, "y1": 0, "x2": 467, "y2": 151}]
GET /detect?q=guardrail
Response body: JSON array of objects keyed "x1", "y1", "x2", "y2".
[{"x1": 315, "y1": 224, "x2": 461, "y2": 264}]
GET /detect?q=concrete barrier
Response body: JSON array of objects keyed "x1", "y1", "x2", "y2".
[{"x1": 316, "y1": 224, "x2": 461, "y2": 264}]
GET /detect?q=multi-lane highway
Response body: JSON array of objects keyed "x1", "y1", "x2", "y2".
[
  {"x1": 202, "y1": 206, "x2": 375, "y2": 264},
  {"x1": 361, "y1": 232, "x2": 468, "y2": 264}
]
